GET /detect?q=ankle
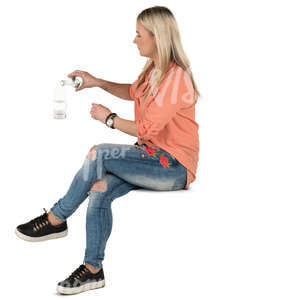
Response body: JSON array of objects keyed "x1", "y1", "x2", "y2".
[
  {"x1": 47, "y1": 211, "x2": 63, "y2": 226},
  {"x1": 85, "y1": 263, "x2": 101, "y2": 274}
]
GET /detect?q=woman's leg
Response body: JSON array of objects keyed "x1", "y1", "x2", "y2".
[
  {"x1": 49, "y1": 146, "x2": 105, "y2": 222},
  {"x1": 49, "y1": 142, "x2": 186, "y2": 270},
  {"x1": 81, "y1": 142, "x2": 187, "y2": 269},
  {"x1": 50, "y1": 141, "x2": 186, "y2": 222},
  {"x1": 92, "y1": 142, "x2": 187, "y2": 191},
  {"x1": 83, "y1": 172, "x2": 140, "y2": 270}
]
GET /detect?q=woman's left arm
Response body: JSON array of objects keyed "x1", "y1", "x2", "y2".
[
  {"x1": 90, "y1": 103, "x2": 137, "y2": 137},
  {"x1": 113, "y1": 116, "x2": 137, "y2": 137}
]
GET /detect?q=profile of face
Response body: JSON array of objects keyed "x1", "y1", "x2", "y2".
[{"x1": 133, "y1": 21, "x2": 157, "y2": 59}]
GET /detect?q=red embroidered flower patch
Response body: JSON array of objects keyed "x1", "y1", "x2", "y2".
[
  {"x1": 144, "y1": 146, "x2": 171, "y2": 168},
  {"x1": 144, "y1": 146, "x2": 156, "y2": 156}
]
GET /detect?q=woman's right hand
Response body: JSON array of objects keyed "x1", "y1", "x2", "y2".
[{"x1": 67, "y1": 70, "x2": 99, "y2": 92}]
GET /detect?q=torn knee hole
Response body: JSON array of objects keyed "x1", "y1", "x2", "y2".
[
  {"x1": 90, "y1": 180, "x2": 107, "y2": 192},
  {"x1": 88, "y1": 145, "x2": 97, "y2": 160}
]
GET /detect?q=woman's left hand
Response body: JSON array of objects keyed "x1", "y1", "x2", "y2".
[{"x1": 90, "y1": 103, "x2": 112, "y2": 124}]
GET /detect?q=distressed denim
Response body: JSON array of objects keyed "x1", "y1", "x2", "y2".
[{"x1": 50, "y1": 142, "x2": 187, "y2": 269}]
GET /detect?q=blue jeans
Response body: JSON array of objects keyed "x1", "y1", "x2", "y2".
[{"x1": 50, "y1": 142, "x2": 187, "y2": 269}]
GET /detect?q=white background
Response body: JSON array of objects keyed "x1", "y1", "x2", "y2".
[{"x1": 1, "y1": 0, "x2": 299, "y2": 299}]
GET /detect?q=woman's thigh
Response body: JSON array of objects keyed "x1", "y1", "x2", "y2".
[{"x1": 94, "y1": 142, "x2": 187, "y2": 191}]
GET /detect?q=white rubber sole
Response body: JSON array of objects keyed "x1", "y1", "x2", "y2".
[
  {"x1": 15, "y1": 228, "x2": 68, "y2": 242},
  {"x1": 56, "y1": 279, "x2": 105, "y2": 295}
]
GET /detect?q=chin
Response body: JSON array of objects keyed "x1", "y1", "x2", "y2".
[{"x1": 139, "y1": 52, "x2": 149, "y2": 58}]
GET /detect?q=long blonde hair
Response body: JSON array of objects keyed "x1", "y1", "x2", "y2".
[{"x1": 134, "y1": 6, "x2": 200, "y2": 103}]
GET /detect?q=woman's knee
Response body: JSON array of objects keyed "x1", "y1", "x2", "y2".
[
  {"x1": 90, "y1": 179, "x2": 107, "y2": 192},
  {"x1": 87, "y1": 180, "x2": 111, "y2": 209},
  {"x1": 87, "y1": 145, "x2": 97, "y2": 161},
  {"x1": 87, "y1": 143, "x2": 111, "y2": 161}
]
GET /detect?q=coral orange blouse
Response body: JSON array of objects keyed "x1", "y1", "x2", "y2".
[{"x1": 129, "y1": 61, "x2": 199, "y2": 190}]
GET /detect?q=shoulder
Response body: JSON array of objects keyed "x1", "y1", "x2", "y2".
[
  {"x1": 160, "y1": 64, "x2": 195, "y2": 106},
  {"x1": 160, "y1": 64, "x2": 193, "y2": 93},
  {"x1": 163, "y1": 63, "x2": 192, "y2": 85}
]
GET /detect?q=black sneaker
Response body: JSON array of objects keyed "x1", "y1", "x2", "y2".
[
  {"x1": 15, "y1": 208, "x2": 68, "y2": 242},
  {"x1": 56, "y1": 264, "x2": 105, "y2": 295}
]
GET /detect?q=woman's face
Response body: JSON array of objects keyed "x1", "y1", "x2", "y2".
[{"x1": 133, "y1": 21, "x2": 157, "y2": 59}]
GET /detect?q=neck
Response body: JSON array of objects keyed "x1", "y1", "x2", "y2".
[
  {"x1": 152, "y1": 58, "x2": 175, "y2": 71},
  {"x1": 152, "y1": 52, "x2": 158, "y2": 68}
]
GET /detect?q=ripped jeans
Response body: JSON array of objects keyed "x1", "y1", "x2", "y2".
[{"x1": 50, "y1": 142, "x2": 187, "y2": 269}]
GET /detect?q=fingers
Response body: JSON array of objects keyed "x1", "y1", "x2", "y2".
[
  {"x1": 90, "y1": 104, "x2": 96, "y2": 118},
  {"x1": 67, "y1": 70, "x2": 85, "y2": 78},
  {"x1": 75, "y1": 86, "x2": 84, "y2": 92},
  {"x1": 90, "y1": 103, "x2": 101, "y2": 112}
]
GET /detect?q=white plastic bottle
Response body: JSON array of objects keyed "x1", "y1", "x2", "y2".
[{"x1": 60, "y1": 76, "x2": 83, "y2": 88}]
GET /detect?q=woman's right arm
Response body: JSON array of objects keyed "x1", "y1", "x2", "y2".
[
  {"x1": 67, "y1": 70, "x2": 133, "y2": 101},
  {"x1": 96, "y1": 78, "x2": 133, "y2": 101}
]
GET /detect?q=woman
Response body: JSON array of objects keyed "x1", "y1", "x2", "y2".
[{"x1": 15, "y1": 6, "x2": 200, "y2": 295}]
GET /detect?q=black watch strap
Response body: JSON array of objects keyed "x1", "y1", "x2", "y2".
[{"x1": 105, "y1": 113, "x2": 117, "y2": 129}]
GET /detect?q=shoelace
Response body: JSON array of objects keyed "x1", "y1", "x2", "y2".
[
  {"x1": 67, "y1": 265, "x2": 89, "y2": 282},
  {"x1": 31, "y1": 208, "x2": 50, "y2": 232}
]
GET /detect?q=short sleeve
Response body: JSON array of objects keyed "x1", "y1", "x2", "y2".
[{"x1": 136, "y1": 67, "x2": 195, "y2": 141}]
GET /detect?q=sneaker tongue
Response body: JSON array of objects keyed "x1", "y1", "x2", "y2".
[
  {"x1": 83, "y1": 265, "x2": 91, "y2": 273},
  {"x1": 68, "y1": 265, "x2": 87, "y2": 282}
]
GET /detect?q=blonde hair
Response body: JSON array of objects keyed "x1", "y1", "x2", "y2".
[{"x1": 134, "y1": 6, "x2": 200, "y2": 103}]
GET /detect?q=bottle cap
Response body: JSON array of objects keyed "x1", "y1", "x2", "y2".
[{"x1": 74, "y1": 76, "x2": 83, "y2": 88}]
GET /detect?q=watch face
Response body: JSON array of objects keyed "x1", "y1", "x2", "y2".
[{"x1": 107, "y1": 119, "x2": 113, "y2": 126}]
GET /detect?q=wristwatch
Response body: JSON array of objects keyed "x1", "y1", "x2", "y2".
[{"x1": 105, "y1": 113, "x2": 118, "y2": 129}]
